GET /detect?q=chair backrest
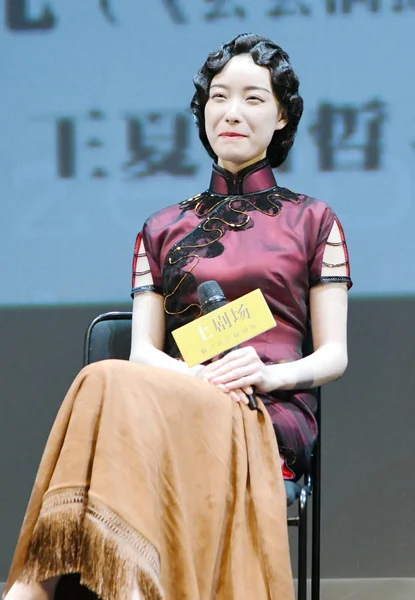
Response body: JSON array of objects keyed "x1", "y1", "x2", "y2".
[{"x1": 83, "y1": 311, "x2": 133, "y2": 366}]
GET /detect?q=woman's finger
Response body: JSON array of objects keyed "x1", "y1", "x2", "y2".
[
  {"x1": 242, "y1": 385, "x2": 253, "y2": 395},
  {"x1": 211, "y1": 364, "x2": 257, "y2": 385},
  {"x1": 235, "y1": 389, "x2": 249, "y2": 404},
  {"x1": 228, "y1": 389, "x2": 249, "y2": 404},
  {"x1": 207, "y1": 356, "x2": 254, "y2": 378},
  {"x1": 215, "y1": 383, "x2": 228, "y2": 393},
  {"x1": 229, "y1": 391, "x2": 240, "y2": 403},
  {"x1": 205, "y1": 348, "x2": 252, "y2": 373},
  {"x1": 207, "y1": 353, "x2": 260, "y2": 380},
  {"x1": 222, "y1": 375, "x2": 257, "y2": 391}
]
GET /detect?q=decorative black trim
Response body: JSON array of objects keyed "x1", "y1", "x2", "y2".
[
  {"x1": 131, "y1": 284, "x2": 163, "y2": 299},
  {"x1": 310, "y1": 276, "x2": 353, "y2": 289},
  {"x1": 179, "y1": 186, "x2": 300, "y2": 217}
]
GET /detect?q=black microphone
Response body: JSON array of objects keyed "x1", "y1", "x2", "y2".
[{"x1": 197, "y1": 280, "x2": 258, "y2": 410}]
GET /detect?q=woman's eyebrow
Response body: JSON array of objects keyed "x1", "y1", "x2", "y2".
[
  {"x1": 244, "y1": 85, "x2": 272, "y2": 94},
  {"x1": 210, "y1": 84, "x2": 271, "y2": 94}
]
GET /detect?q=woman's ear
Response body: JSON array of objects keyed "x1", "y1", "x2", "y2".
[{"x1": 275, "y1": 112, "x2": 288, "y2": 131}]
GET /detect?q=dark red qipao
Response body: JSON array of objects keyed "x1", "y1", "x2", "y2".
[{"x1": 132, "y1": 158, "x2": 352, "y2": 479}]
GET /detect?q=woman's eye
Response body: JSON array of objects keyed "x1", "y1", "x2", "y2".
[
  {"x1": 247, "y1": 96, "x2": 263, "y2": 102},
  {"x1": 211, "y1": 93, "x2": 226, "y2": 99}
]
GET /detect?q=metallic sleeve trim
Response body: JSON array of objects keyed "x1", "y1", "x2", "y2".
[
  {"x1": 333, "y1": 216, "x2": 351, "y2": 278},
  {"x1": 322, "y1": 260, "x2": 348, "y2": 268},
  {"x1": 131, "y1": 284, "x2": 163, "y2": 299},
  {"x1": 310, "y1": 276, "x2": 353, "y2": 290},
  {"x1": 133, "y1": 268, "x2": 151, "y2": 276}
]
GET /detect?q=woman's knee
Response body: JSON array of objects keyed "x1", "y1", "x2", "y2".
[{"x1": 80, "y1": 358, "x2": 132, "y2": 379}]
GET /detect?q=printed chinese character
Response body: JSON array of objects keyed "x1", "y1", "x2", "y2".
[
  {"x1": 268, "y1": 0, "x2": 311, "y2": 16},
  {"x1": 99, "y1": 0, "x2": 117, "y2": 23},
  {"x1": 53, "y1": 109, "x2": 109, "y2": 179},
  {"x1": 212, "y1": 312, "x2": 233, "y2": 332},
  {"x1": 5, "y1": 0, "x2": 57, "y2": 31},
  {"x1": 197, "y1": 324, "x2": 214, "y2": 342},
  {"x1": 392, "y1": 0, "x2": 415, "y2": 10},
  {"x1": 310, "y1": 99, "x2": 386, "y2": 171},
  {"x1": 204, "y1": 0, "x2": 246, "y2": 20},
  {"x1": 56, "y1": 118, "x2": 76, "y2": 178},
  {"x1": 326, "y1": 0, "x2": 380, "y2": 13},
  {"x1": 123, "y1": 112, "x2": 198, "y2": 178},
  {"x1": 162, "y1": 0, "x2": 188, "y2": 23},
  {"x1": 231, "y1": 303, "x2": 251, "y2": 322}
]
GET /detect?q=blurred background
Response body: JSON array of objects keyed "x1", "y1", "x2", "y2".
[{"x1": 0, "y1": 1, "x2": 414, "y2": 597}]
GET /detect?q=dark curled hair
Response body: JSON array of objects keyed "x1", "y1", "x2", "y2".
[{"x1": 191, "y1": 33, "x2": 304, "y2": 169}]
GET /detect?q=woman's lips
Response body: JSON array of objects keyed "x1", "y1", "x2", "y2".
[{"x1": 219, "y1": 132, "x2": 247, "y2": 138}]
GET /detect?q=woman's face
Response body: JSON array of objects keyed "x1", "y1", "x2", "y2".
[{"x1": 205, "y1": 54, "x2": 287, "y2": 173}]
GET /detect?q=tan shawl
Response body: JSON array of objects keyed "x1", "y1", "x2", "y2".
[{"x1": 5, "y1": 359, "x2": 294, "y2": 600}]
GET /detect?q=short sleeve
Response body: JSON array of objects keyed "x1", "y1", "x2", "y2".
[
  {"x1": 131, "y1": 223, "x2": 163, "y2": 299},
  {"x1": 309, "y1": 208, "x2": 352, "y2": 290}
]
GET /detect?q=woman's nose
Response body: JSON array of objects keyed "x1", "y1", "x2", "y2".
[
  {"x1": 225, "y1": 114, "x2": 241, "y2": 124},
  {"x1": 224, "y1": 100, "x2": 242, "y2": 123}
]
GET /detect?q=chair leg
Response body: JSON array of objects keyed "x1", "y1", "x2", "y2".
[
  {"x1": 297, "y1": 487, "x2": 308, "y2": 600},
  {"x1": 311, "y1": 400, "x2": 322, "y2": 600},
  {"x1": 311, "y1": 475, "x2": 321, "y2": 599}
]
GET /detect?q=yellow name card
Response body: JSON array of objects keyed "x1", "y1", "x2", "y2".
[{"x1": 172, "y1": 288, "x2": 276, "y2": 367}]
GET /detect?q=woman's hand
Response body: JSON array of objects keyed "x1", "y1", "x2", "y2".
[
  {"x1": 201, "y1": 346, "x2": 273, "y2": 394},
  {"x1": 190, "y1": 360, "x2": 252, "y2": 404}
]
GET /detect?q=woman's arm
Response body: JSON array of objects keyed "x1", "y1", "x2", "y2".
[
  {"x1": 202, "y1": 282, "x2": 348, "y2": 393},
  {"x1": 129, "y1": 237, "x2": 251, "y2": 403},
  {"x1": 130, "y1": 235, "x2": 196, "y2": 376},
  {"x1": 129, "y1": 292, "x2": 195, "y2": 376},
  {"x1": 264, "y1": 281, "x2": 348, "y2": 391}
]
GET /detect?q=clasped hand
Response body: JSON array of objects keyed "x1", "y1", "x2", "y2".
[{"x1": 198, "y1": 346, "x2": 271, "y2": 404}]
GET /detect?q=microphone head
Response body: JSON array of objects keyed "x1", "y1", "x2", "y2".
[{"x1": 197, "y1": 280, "x2": 227, "y2": 313}]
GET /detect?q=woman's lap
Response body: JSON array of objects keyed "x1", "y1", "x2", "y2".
[{"x1": 6, "y1": 359, "x2": 295, "y2": 600}]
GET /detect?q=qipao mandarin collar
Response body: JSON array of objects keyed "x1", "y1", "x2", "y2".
[{"x1": 208, "y1": 158, "x2": 277, "y2": 196}]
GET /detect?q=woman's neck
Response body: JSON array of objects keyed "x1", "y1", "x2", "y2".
[
  {"x1": 217, "y1": 152, "x2": 267, "y2": 174},
  {"x1": 209, "y1": 157, "x2": 277, "y2": 195}
]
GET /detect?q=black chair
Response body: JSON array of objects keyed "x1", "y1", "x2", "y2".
[{"x1": 83, "y1": 311, "x2": 321, "y2": 600}]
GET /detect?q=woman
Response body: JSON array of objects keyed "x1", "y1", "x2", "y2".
[{"x1": 4, "y1": 33, "x2": 351, "y2": 600}]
